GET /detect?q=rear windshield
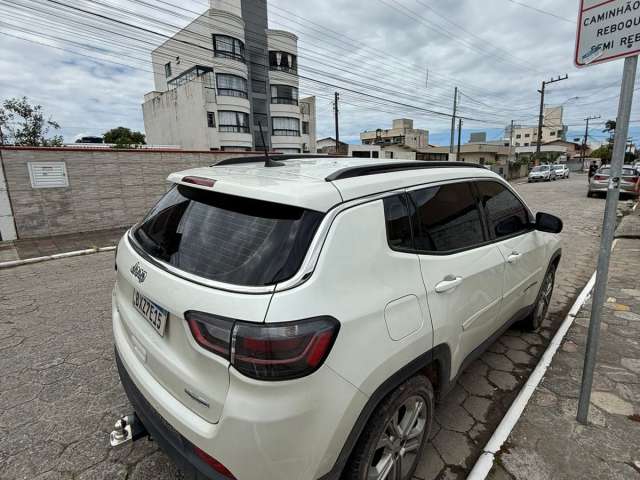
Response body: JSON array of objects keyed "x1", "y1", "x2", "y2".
[
  {"x1": 553, "y1": 165, "x2": 564, "y2": 170},
  {"x1": 531, "y1": 166, "x2": 549, "y2": 172},
  {"x1": 599, "y1": 167, "x2": 636, "y2": 176},
  {"x1": 133, "y1": 185, "x2": 324, "y2": 287}
]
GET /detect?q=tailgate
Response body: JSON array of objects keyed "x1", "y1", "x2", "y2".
[{"x1": 114, "y1": 236, "x2": 272, "y2": 423}]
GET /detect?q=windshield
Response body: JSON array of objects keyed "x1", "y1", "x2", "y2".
[
  {"x1": 133, "y1": 185, "x2": 324, "y2": 286},
  {"x1": 531, "y1": 166, "x2": 549, "y2": 172}
]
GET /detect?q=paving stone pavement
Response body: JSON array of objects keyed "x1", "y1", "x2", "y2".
[
  {"x1": 491, "y1": 215, "x2": 640, "y2": 480},
  {"x1": 0, "y1": 175, "x2": 606, "y2": 479}
]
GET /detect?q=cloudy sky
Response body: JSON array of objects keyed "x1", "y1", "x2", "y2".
[{"x1": 1, "y1": 0, "x2": 638, "y2": 146}]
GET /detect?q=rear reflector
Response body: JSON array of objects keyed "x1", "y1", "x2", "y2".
[
  {"x1": 182, "y1": 176, "x2": 215, "y2": 187},
  {"x1": 193, "y1": 446, "x2": 237, "y2": 479},
  {"x1": 185, "y1": 312, "x2": 340, "y2": 381}
]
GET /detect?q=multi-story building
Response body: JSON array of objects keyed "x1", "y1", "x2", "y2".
[
  {"x1": 506, "y1": 107, "x2": 567, "y2": 147},
  {"x1": 360, "y1": 118, "x2": 429, "y2": 152},
  {"x1": 142, "y1": 0, "x2": 316, "y2": 153}
]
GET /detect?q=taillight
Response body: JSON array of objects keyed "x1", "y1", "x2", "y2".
[
  {"x1": 185, "y1": 312, "x2": 340, "y2": 381},
  {"x1": 193, "y1": 446, "x2": 237, "y2": 479},
  {"x1": 186, "y1": 312, "x2": 234, "y2": 359},
  {"x1": 594, "y1": 175, "x2": 607, "y2": 181}
]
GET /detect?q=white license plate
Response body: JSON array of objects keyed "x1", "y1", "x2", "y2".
[{"x1": 133, "y1": 290, "x2": 168, "y2": 336}]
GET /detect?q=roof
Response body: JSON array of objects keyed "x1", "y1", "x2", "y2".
[{"x1": 167, "y1": 157, "x2": 501, "y2": 212}]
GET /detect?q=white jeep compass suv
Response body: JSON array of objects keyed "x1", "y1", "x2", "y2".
[{"x1": 112, "y1": 157, "x2": 562, "y2": 480}]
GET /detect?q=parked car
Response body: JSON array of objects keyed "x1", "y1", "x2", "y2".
[
  {"x1": 528, "y1": 164, "x2": 557, "y2": 182},
  {"x1": 588, "y1": 165, "x2": 640, "y2": 198},
  {"x1": 111, "y1": 157, "x2": 563, "y2": 480},
  {"x1": 552, "y1": 164, "x2": 570, "y2": 179}
]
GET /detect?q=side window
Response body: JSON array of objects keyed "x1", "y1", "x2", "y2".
[
  {"x1": 383, "y1": 195, "x2": 413, "y2": 250},
  {"x1": 476, "y1": 181, "x2": 531, "y2": 239},
  {"x1": 408, "y1": 182, "x2": 485, "y2": 253}
]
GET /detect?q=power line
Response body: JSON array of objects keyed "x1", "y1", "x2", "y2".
[{"x1": 504, "y1": 0, "x2": 573, "y2": 23}]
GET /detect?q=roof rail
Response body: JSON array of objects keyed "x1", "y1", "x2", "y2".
[
  {"x1": 325, "y1": 161, "x2": 487, "y2": 181},
  {"x1": 214, "y1": 154, "x2": 346, "y2": 167}
]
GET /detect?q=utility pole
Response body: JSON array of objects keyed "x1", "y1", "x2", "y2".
[
  {"x1": 581, "y1": 115, "x2": 600, "y2": 166},
  {"x1": 508, "y1": 120, "x2": 515, "y2": 180},
  {"x1": 450, "y1": 86, "x2": 458, "y2": 154},
  {"x1": 456, "y1": 118, "x2": 463, "y2": 161},
  {"x1": 577, "y1": 55, "x2": 638, "y2": 425},
  {"x1": 334, "y1": 92, "x2": 340, "y2": 154},
  {"x1": 536, "y1": 75, "x2": 568, "y2": 156}
]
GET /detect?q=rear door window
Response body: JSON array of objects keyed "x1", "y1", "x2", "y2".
[
  {"x1": 475, "y1": 181, "x2": 532, "y2": 240},
  {"x1": 407, "y1": 182, "x2": 485, "y2": 253},
  {"x1": 133, "y1": 185, "x2": 323, "y2": 286},
  {"x1": 383, "y1": 195, "x2": 413, "y2": 250}
]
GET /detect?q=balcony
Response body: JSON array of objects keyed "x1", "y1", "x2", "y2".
[
  {"x1": 271, "y1": 97, "x2": 298, "y2": 106},
  {"x1": 219, "y1": 125, "x2": 251, "y2": 133},
  {"x1": 218, "y1": 88, "x2": 248, "y2": 99},
  {"x1": 269, "y1": 65, "x2": 298, "y2": 74},
  {"x1": 272, "y1": 129, "x2": 300, "y2": 137}
]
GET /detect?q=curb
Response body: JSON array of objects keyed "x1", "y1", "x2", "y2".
[
  {"x1": 0, "y1": 246, "x2": 116, "y2": 270},
  {"x1": 467, "y1": 263, "x2": 602, "y2": 479}
]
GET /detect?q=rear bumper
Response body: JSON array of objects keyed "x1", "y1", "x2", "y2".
[
  {"x1": 116, "y1": 349, "x2": 228, "y2": 480},
  {"x1": 113, "y1": 298, "x2": 367, "y2": 480}
]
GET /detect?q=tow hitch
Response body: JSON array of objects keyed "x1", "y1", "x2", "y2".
[{"x1": 109, "y1": 413, "x2": 148, "y2": 447}]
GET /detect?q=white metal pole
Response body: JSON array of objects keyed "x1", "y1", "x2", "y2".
[{"x1": 577, "y1": 55, "x2": 638, "y2": 424}]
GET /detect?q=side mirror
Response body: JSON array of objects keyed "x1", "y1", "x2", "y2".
[{"x1": 535, "y1": 212, "x2": 563, "y2": 233}]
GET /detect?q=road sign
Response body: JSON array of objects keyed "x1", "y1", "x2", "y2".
[{"x1": 575, "y1": 0, "x2": 640, "y2": 67}]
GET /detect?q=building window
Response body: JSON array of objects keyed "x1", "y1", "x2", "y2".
[
  {"x1": 479, "y1": 157, "x2": 485, "y2": 165},
  {"x1": 218, "y1": 111, "x2": 250, "y2": 133},
  {"x1": 372, "y1": 151, "x2": 379, "y2": 158},
  {"x1": 164, "y1": 62, "x2": 172, "y2": 78},
  {"x1": 213, "y1": 35, "x2": 245, "y2": 62},
  {"x1": 207, "y1": 112, "x2": 216, "y2": 128},
  {"x1": 550, "y1": 131, "x2": 556, "y2": 136},
  {"x1": 216, "y1": 73, "x2": 248, "y2": 98},
  {"x1": 557, "y1": 130, "x2": 563, "y2": 137},
  {"x1": 524, "y1": 143, "x2": 529, "y2": 146},
  {"x1": 269, "y1": 51, "x2": 298, "y2": 74},
  {"x1": 516, "y1": 134, "x2": 521, "y2": 139},
  {"x1": 525, "y1": 133, "x2": 530, "y2": 138},
  {"x1": 271, "y1": 84, "x2": 299, "y2": 105},
  {"x1": 272, "y1": 117, "x2": 300, "y2": 136},
  {"x1": 167, "y1": 65, "x2": 213, "y2": 90},
  {"x1": 221, "y1": 146, "x2": 252, "y2": 152},
  {"x1": 302, "y1": 121, "x2": 309, "y2": 134}
]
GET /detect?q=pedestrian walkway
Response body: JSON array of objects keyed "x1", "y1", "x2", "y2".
[
  {"x1": 0, "y1": 227, "x2": 126, "y2": 263},
  {"x1": 491, "y1": 210, "x2": 640, "y2": 479}
]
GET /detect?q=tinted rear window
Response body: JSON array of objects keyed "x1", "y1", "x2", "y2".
[
  {"x1": 133, "y1": 185, "x2": 323, "y2": 286},
  {"x1": 408, "y1": 182, "x2": 485, "y2": 253}
]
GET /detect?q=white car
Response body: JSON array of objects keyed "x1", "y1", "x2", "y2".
[
  {"x1": 528, "y1": 164, "x2": 556, "y2": 182},
  {"x1": 111, "y1": 157, "x2": 563, "y2": 480},
  {"x1": 552, "y1": 164, "x2": 570, "y2": 179}
]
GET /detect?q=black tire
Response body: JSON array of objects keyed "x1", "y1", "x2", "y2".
[
  {"x1": 522, "y1": 263, "x2": 556, "y2": 331},
  {"x1": 344, "y1": 375, "x2": 434, "y2": 480}
]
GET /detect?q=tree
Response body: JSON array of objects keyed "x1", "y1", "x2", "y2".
[
  {"x1": 0, "y1": 97, "x2": 63, "y2": 146},
  {"x1": 591, "y1": 144, "x2": 612, "y2": 162},
  {"x1": 103, "y1": 127, "x2": 146, "y2": 148},
  {"x1": 603, "y1": 119, "x2": 616, "y2": 145}
]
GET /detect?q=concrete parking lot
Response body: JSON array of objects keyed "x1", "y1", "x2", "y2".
[{"x1": 0, "y1": 175, "x2": 608, "y2": 480}]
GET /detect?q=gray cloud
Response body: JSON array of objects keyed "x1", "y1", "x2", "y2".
[{"x1": 0, "y1": 0, "x2": 637, "y2": 145}]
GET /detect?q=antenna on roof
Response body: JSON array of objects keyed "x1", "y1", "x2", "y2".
[{"x1": 258, "y1": 122, "x2": 284, "y2": 168}]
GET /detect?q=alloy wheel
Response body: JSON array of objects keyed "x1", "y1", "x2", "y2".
[
  {"x1": 366, "y1": 396, "x2": 427, "y2": 480},
  {"x1": 534, "y1": 269, "x2": 554, "y2": 328}
]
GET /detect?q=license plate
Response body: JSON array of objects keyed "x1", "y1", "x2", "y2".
[{"x1": 133, "y1": 290, "x2": 168, "y2": 336}]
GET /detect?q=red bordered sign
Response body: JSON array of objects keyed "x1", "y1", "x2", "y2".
[{"x1": 575, "y1": 0, "x2": 640, "y2": 68}]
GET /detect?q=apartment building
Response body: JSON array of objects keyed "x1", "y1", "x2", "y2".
[
  {"x1": 142, "y1": 0, "x2": 316, "y2": 153},
  {"x1": 506, "y1": 106, "x2": 567, "y2": 147},
  {"x1": 360, "y1": 118, "x2": 429, "y2": 151}
]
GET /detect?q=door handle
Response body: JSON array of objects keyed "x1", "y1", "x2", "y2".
[
  {"x1": 507, "y1": 251, "x2": 522, "y2": 264},
  {"x1": 435, "y1": 275, "x2": 463, "y2": 293}
]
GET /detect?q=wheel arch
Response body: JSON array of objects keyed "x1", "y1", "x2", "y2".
[{"x1": 318, "y1": 343, "x2": 451, "y2": 480}]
